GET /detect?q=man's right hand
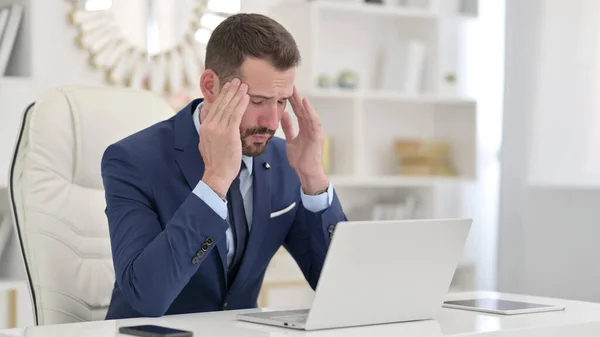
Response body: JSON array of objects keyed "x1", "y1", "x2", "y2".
[{"x1": 199, "y1": 78, "x2": 249, "y2": 199}]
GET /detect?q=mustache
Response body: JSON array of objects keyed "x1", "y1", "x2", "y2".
[{"x1": 242, "y1": 127, "x2": 275, "y2": 137}]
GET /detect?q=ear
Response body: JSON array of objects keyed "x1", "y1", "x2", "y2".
[{"x1": 200, "y1": 69, "x2": 221, "y2": 103}]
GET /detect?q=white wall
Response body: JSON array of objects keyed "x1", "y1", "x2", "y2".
[{"x1": 498, "y1": 0, "x2": 600, "y2": 302}]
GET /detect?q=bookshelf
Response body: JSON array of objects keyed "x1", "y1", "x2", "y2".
[
  {"x1": 269, "y1": 0, "x2": 477, "y2": 206},
  {"x1": 0, "y1": 0, "x2": 35, "y2": 189},
  {"x1": 261, "y1": 0, "x2": 479, "y2": 308},
  {"x1": 0, "y1": 0, "x2": 31, "y2": 77}
]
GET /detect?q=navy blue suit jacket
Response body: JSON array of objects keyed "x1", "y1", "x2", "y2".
[{"x1": 101, "y1": 99, "x2": 347, "y2": 319}]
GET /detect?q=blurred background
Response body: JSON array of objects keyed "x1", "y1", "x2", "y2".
[{"x1": 0, "y1": 0, "x2": 599, "y2": 329}]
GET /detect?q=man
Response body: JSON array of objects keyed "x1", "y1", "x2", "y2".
[{"x1": 101, "y1": 13, "x2": 347, "y2": 319}]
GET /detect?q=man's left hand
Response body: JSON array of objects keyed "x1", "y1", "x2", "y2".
[{"x1": 282, "y1": 86, "x2": 329, "y2": 195}]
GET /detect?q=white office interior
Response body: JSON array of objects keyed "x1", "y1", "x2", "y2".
[{"x1": 1, "y1": 0, "x2": 600, "y2": 334}]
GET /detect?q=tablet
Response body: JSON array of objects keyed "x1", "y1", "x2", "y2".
[{"x1": 442, "y1": 298, "x2": 565, "y2": 315}]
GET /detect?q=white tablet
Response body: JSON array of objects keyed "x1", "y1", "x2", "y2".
[{"x1": 443, "y1": 298, "x2": 565, "y2": 315}]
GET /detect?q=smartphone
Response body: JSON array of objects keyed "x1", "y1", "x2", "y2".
[{"x1": 118, "y1": 325, "x2": 193, "y2": 337}]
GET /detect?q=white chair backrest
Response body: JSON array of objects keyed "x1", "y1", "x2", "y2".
[{"x1": 8, "y1": 86, "x2": 174, "y2": 325}]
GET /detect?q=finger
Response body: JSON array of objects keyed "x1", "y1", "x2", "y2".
[
  {"x1": 288, "y1": 86, "x2": 307, "y2": 120},
  {"x1": 214, "y1": 79, "x2": 241, "y2": 123},
  {"x1": 281, "y1": 111, "x2": 296, "y2": 141},
  {"x1": 204, "y1": 81, "x2": 231, "y2": 124},
  {"x1": 229, "y1": 92, "x2": 250, "y2": 127},
  {"x1": 224, "y1": 82, "x2": 248, "y2": 125}
]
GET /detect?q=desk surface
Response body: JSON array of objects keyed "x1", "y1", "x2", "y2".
[{"x1": 1, "y1": 292, "x2": 600, "y2": 337}]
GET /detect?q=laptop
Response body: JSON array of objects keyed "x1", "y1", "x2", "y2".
[{"x1": 236, "y1": 218, "x2": 472, "y2": 331}]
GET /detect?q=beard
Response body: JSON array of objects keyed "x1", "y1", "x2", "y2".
[{"x1": 241, "y1": 127, "x2": 276, "y2": 157}]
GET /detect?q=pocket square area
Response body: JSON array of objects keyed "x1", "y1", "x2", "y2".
[{"x1": 270, "y1": 202, "x2": 296, "y2": 218}]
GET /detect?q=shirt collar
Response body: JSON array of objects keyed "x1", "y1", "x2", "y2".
[{"x1": 193, "y1": 102, "x2": 253, "y2": 175}]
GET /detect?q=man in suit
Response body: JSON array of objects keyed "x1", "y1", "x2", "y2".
[{"x1": 101, "y1": 13, "x2": 347, "y2": 319}]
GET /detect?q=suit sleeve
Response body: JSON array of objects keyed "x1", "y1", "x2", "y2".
[
  {"x1": 101, "y1": 143, "x2": 228, "y2": 317},
  {"x1": 283, "y1": 186, "x2": 347, "y2": 290}
]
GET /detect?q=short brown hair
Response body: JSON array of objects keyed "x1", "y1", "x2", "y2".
[{"x1": 205, "y1": 13, "x2": 301, "y2": 83}]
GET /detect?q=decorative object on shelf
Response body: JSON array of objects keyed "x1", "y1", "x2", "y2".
[
  {"x1": 337, "y1": 70, "x2": 359, "y2": 89},
  {"x1": 445, "y1": 72, "x2": 457, "y2": 84},
  {"x1": 395, "y1": 139, "x2": 458, "y2": 176},
  {"x1": 0, "y1": 3, "x2": 24, "y2": 76},
  {"x1": 67, "y1": 0, "x2": 239, "y2": 93},
  {"x1": 316, "y1": 74, "x2": 333, "y2": 88}
]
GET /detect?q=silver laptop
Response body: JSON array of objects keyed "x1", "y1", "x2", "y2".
[{"x1": 236, "y1": 218, "x2": 472, "y2": 331}]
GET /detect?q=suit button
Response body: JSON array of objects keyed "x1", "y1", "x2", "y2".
[
  {"x1": 328, "y1": 225, "x2": 335, "y2": 233},
  {"x1": 223, "y1": 302, "x2": 228, "y2": 310},
  {"x1": 192, "y1": 256, "x2": 200, "y2": 265},
  {"x1": 201, "y1": 243, "x2": 209, "y2": 251},
  {"x1": 197, "y1": 250, "x2": 206, "y2": 258},
  {"x1": 206, "y1": 237, "x2": 214, "y2": 245}
]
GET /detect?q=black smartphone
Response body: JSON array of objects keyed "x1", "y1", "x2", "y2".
[{"x1": 118, "y1": 325, "x2": 193, "y2": 337}]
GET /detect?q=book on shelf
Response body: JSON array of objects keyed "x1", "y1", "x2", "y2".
[
  {"x1": 378, "y1": 36, "x2": 427, "y2": 95},
  {"x1": 395, "y1": 138, "x2": 458, "y2": 176},
  {"x1": 0, "y1": 3, "x2": 23, "y2": 76}
]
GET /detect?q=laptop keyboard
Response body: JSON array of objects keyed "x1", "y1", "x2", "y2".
[
  {"x1": 251, "y1": 309, "x2": 309, "y2": 323},
  {"x1": 270, "y1": 314, "x2": 308, "y2": 323}
]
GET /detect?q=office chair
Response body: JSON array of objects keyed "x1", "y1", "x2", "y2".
[{"x1": 8, "y1": 86, "x2": 174, "y2": 325}]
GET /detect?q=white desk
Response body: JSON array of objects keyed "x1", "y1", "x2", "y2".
[{"x1": 1, "y1": 292, "x2": 600, "y2": 336}]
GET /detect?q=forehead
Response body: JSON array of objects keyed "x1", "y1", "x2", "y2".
[{"x1": 240, "y1": 57, "x2": 295, "y2": 98}]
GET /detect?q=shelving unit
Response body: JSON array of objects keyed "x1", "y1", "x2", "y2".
[
  {"x1": 0, "y1": 0, "x2": 36, "y2": 189},
  {"x1": 270, "y1": 0, "x2": 477, "y2": 188},
  {"x1": 0, "y1": 0, "x2": 32, "y2": 78},
  {"x1": 264, "y1": 0, "x2": 479, "y2": 308}
]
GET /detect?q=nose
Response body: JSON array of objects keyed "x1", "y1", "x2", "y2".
[{"x1": 258, "y1": 104, "x2": 280, "y2": 131}]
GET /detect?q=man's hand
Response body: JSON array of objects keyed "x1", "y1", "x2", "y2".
[
  {"x1": 199, "y1": 78, "x2": 249, "y2": 198},
  {"x1": 282, "y1": 86, "x2": 329, "y2": 195}
]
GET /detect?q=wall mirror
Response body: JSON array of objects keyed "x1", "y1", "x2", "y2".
[{"x1": 68, "y1": 0, "x2": 239, "y2": 93}]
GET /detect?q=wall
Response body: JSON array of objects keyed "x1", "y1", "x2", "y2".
[
  {"x1": 458, "y1": 0, "x2": 505, "y2": 291},
  {"x1": 498, "y1": 0, "x2": 600, "y2": 302}
]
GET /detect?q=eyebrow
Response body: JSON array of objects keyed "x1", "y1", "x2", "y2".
[{"x1": 249, "y1": 94, "x2": 292, "y2": 100}]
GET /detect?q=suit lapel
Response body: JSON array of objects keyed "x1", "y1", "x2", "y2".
[
  {"x1": 228, "y1": 150, "x2": 272, "y2": 294},
  {"x1": 173, "y1": 100, "x2": 228, "y2": 282}
]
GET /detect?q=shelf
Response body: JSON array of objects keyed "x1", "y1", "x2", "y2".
[
  {"x1": 313, "y1": 1, "x2": 437, "y2": 19},
  {"x1": 308, "y1": 88, "x2": 476, "y2": 106},
  {"x1": 330, "y1": 175, "x2": 474, "y2": 188}
]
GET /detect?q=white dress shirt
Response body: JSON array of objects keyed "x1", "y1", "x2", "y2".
[{"x1": 190, "y1": 103, "x2": 334, "y2": 266}]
